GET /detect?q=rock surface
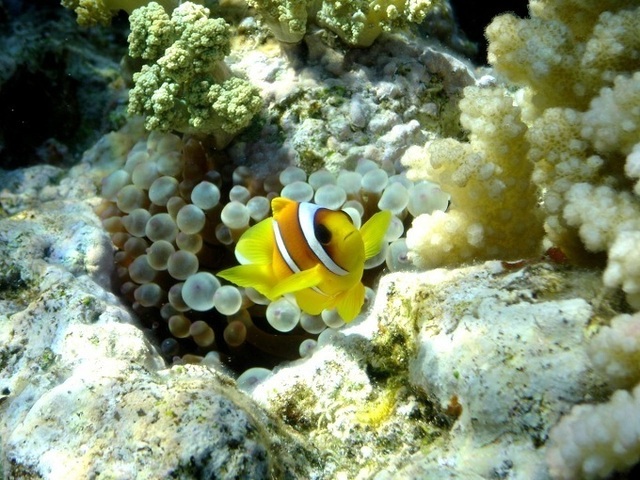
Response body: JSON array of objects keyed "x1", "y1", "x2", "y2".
[
  {"x1": 249, "y1": 262, "x2": 620, "y2": 479},
  {"x1": 0, "y1": 195, "x2": 313, "y2": 479}
]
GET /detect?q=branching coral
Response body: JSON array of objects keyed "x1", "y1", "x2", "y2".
[
  {"x1": 61, "y1": 0, "x2": 181, "y2": 26},
  {"x1": 402, "y1": 85, "x2": 543, "y2": 268},
  {"x1": 127, "y1": 2, "x2": 262, "y2": 148},
  {"x1": 244, "y1": 0, "x2": 309, "y2": 44},
  {"x1": 313, "y1": 0, "x2": 439, "y2": 47},
  {"x1": 246, "y1": 0, "x2": 446, "y2": 47},
  {"x1": 404, "y1": 2, "x2": 640, "y2": 282},
  {"x1": 424, "y1": 2, "x2": 640, "y2": 478},
  {"x1": 588, "y1": 312, "x2": 640, "y2": 391},
  {"x1": 546, "y1": 383, "x2": 640, "y2": 480}
]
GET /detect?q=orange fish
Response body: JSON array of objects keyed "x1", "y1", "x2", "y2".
[{"x1": 217, "y1": 197, "x2": 391, "y2": 321}]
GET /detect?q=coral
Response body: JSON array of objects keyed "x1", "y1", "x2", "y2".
[
  {"x1": 126, "y1": 2, "x2": 262, "y2": 148},
  {"x1": 546, "y1": 383, "x2": 640, "y2": 480},
  {"x1": 244, "y1": 0, "x2": 308, "y2": 44},
  {"x1": 313, "y1": 0, "x2": 440, "y2": 47},
  {"x1": 247, "y1": 0, "x2": 447, "y2": 47},
  {"x1": 486, "y1": 1, "x2": 640, "y2": 114},
  {"x1": 403, "y1": 86, "x2": 543, "y2": 268},
  {"x1": 405, "y1": 2, "x2": 640, "y2": 288},
  {"x1": 61, "y1": 0, "x2": 181, "y2": 26},
  {"x1": 588, "y1": 312, "x2": 640, "y2": 390}
]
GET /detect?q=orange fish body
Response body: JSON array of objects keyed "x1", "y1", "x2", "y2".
[{"x1": 217, "y1": 197, "x2": 391, "y2": 322}]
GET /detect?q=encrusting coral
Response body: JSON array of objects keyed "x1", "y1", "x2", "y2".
[{"x1": 126, "y1": 2, "x2": 262, "y2": 148}]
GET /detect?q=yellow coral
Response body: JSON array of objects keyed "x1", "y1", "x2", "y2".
[{"x1": 403, "y1": 86, "x2": 543, "y2": 269}]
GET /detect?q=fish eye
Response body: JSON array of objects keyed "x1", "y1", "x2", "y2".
[{"x1": 314, "y1": 223, "x2": 332, "y2": 245}]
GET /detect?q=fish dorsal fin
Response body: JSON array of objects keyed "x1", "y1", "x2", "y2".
[
  {"x1": 217, "y1": 264, "x2": 274, "y2": 299},
  {"x1": 271, "y1": 197, "x2": 295, "y2": 217},
  {"x1": 270, "y1": 264, "x2": 323, "y2": 299},
  {"x1": 336, "y1": 281, "x2": 365, "y2": 322},
  {"x1": 235, "y1": 217, "x2": 274, "y2": 265},
  {"x1": 360, "y1": 210, "x2": 392, "y2": 260}
]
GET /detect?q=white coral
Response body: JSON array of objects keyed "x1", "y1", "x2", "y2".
[
  {"x1": 546, "y1": 384, "x2": 640, "y2": 480},
  {"x1": 581, "y1": 72, "x2": 640, "y2": 156},
  {"x1": 588, "y1": 312, "x2": 640, "y2": 389}
]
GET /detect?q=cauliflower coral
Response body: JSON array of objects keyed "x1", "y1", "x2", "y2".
[
  {"x1": 61, "y1": 0, "x2": 181, "y2": 26},
  {"x1": 402, "y1": 85, "x2": 544, "y2": 268},
  {"x1": 404, "y1": 1, "x2": 640, "y2": 285},
  {"x1": 247, "y1": 0, "x2": 445, "y2": 46},
  {"x1": 127, "y1": 2, "x2": 262, "y2": 148}
]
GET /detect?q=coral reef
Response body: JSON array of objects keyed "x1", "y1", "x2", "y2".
[
  {"x1": 397, "y1": 1, "x2": 640, "y2": 476},
  {"x1": 8, "y1": 0, "x2": 640, "y2": 477},
  {"x1": 247, "y1": 0, "x2": 450, "y2": 47},
  {"x1": 126, "y1": 2, "x2": 262, "y2": 147}
]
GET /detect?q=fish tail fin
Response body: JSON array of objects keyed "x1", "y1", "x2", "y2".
[
  {"x1": 336, "y1": 281, "x2": 365, "y2": 323},
  {"x1": 360, "y1": 210, "x2": 392, "y2": 260},
  {"x1": 217, "y1": 264, "x2": 275, "y2": 300}
]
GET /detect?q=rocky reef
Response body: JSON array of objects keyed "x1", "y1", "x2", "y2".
[{"x1": 2, "y1": 0, "x2": 640, "y2": 479}]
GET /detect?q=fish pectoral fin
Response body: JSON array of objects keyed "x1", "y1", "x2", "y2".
[
  {"x1": 234, "y1": 218, "x2": 274, "y2": 265},
  {"x1": 217, "y1": 264, "x2": 275, "y2": 299},
  {"x1": 270, "y1": 265, "x2": 323, "y2": 299},
  {"x1": 335, "y1": 282, "x2": 365, "y2": 323},
  {"x1": 360, "y1": 210, "x2": 392, "y2": 260}
]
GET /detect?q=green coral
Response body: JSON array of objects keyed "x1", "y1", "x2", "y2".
[
  {"x1": 245, "y1": 0, "x2": 308, "y2": 43},
  {"x1": 61, "y1": 0, "x2": 180, "y2": 26},
  {"x1": 247, "y1": 0, "x2": 444, "y2": 47},
  {"x1": 314, "y1": 0, "x2": 438, "y2": 47},
  {"x1": 127, "y1": 2, "x2": 262, "y2": 147}
]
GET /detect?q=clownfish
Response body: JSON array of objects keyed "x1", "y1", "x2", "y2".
[{"x1": 217, "y1": 197, "x2": 391, "y2": 322}]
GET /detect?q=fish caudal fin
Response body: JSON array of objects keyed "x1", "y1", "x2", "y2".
[
  {"x1": 270, "y1": 264, "x2": 323, "y2": 298},
  {"x1": 217, "y1": 264, "x2": 275, "y2": 300},
  {"x1": 336, "y1": 281, "x2": 365, "y2": 322},
  {"x1": 360, "y1": 210, "x2": 392, "y2": 260},
  {"x1": 234, "y1": 217, "x2": 274, "y2": 265}
]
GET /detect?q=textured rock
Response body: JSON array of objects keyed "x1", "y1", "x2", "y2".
[
  {"x1": 249, "y1": 261, "x2": 622, "y2": 479},
  {"x1": 0, "y1": 198, "x2": 313, "y2": 479}
]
